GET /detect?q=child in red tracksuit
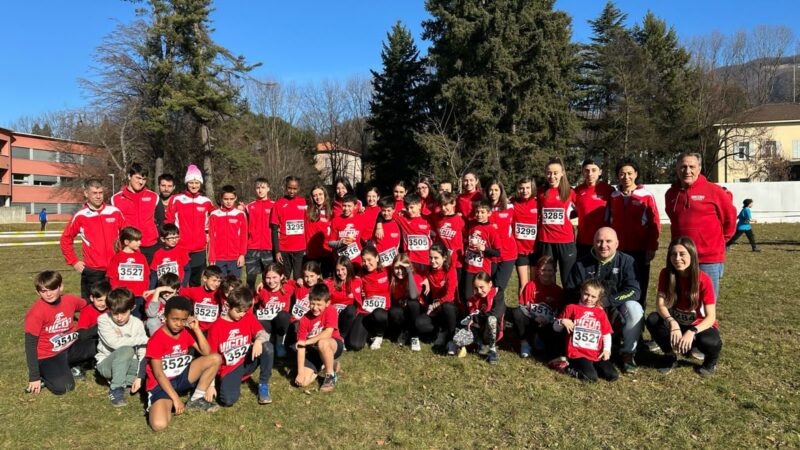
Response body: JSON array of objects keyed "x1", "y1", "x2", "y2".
[
  {"x1": 208, "y1": 185, "x2": 248, "y2": 277},
  {"x1": 107, "y1": 227, "x2": 150, "y2": 318},
  {"x1": 245, "y1": 177, "x2": 274, "y2": 290}
]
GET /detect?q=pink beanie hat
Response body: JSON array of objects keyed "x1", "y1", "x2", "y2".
[{"x1": 184, "y1": 164, "x2": 203, "y2": 184}]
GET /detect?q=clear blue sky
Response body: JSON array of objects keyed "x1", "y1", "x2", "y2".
[{"x1": 1, "y1": 0, "x2": 798, "y2": 127}]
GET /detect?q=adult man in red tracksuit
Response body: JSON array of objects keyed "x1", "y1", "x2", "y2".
[
  {"x1": 111, "y1": 163, "x2": 159, "y2": 263},
  {"x1": 165, "y1": 164, "x2": 215, "y2": 286},
  {"x1": 665, "y1": 152, "x2": 736, "y2": 298},
  {"x1": 60, "y1": 178, "x2": 127, "y2": 300},
  {"x1": 208, "y1": 185, "x2": 248, "y2": 277}
]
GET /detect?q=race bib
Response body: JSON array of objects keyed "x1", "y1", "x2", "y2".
[
  {"x1": 161, "y1": 354, "x2": 193, "y2": 378},
  {"x1": 465, "y1": 249, "x2": 484, "y2": 268},
  {"x1": 291, "y1": 298, "x2": 310, "y2": 320},
  {"x1": 529, "y1": 303, "x2": 554, "y2": 322},
  {"x1": 515, "y1": 223, "x2": 537, "y2": 241},
  {"x1": 286, "y1": 220, "x2": 304, "y2": 236},
  {"x1": 223, "y1": 345, "x2": 250, "y2": 366},
  {"x1": 49, "y1": 332, "x2": 78, "y2": 352},
  {"x1": 378, "y1": 247, "x2": 398, "y2": 267},
  {"x1": 256, "y1": 303, "x2": 283, "y2": 321},
  {"x1": 541, "y1": 208, "x2": 565, "y2": 225},
  {"x1": 572, "y1": 326, "x2": 601, "y2": 350},
  {"x1": 363, "y1": 296, "x2": 386, "y2": 312},
  {"x1": 406, "y1": 234, "x2": 429, "y2": 252},
  {"x1": 670, "y1": 308, "x2": 697, "y2": 326},
  {"x1": 156, "y1": 261, "x2": 179, "y2": 278},
  {"x1": 339, "y1": 242, "x2": 361, "y2": 261},
  {"x1": 194, "y1": 302, "x2": 219, "y2": 322},
  {"x1": 334, "y1": 303, "x2": 348, "y2": 313},
  {"x1": 118, "y1": 263, "x2": 144, "y2": 281}
]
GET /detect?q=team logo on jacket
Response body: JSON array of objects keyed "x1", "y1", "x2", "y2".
[
  {"x1": 691, "y1": 195, "x2": 705, "y2": 201},
  {"x1": 171, "y1": 344, "x2": 183, "y2": 355},
  {"x1": 438, "y1": 223, "x2": 456, "y2": 240},
  {"x1": 105, "y1": 218, "x2": 116, "y2": 223},
  {"x1": 577, "y1": 311, "x2": 599, "y2": 329},
  {"x1": 196, "y1": 206, "x2": 206, "y2": 212}
]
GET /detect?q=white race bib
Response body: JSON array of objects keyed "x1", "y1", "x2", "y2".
[
  {"x1": 334, "y1": 303, "x2": 347, "y2": 313},
  {"x1": 286, "y1": 220, "x2": 304, "y2": 236},
  {"x1": 465, "y1": 249, "x2": 484, "y2": 268},
  {"x1": 156, "y1": 261, "x2": 179, "y2": 278},
  {"x1": 572, "y1": 326, "x2": 601, "y2": 350},
  {"x1": 49, "y1": 332, "x2": 78, "y2": 352},
  {"x1": 339, "y1": 242, "x2": 361, "y2": 261},
  {"x1": 291, "y1": 298, "x2": 311, "y2": 320},
  {"x1": 541, "y1": 208, "x2": 565, "y2": 225},
  {"x1": 194, "y1": 303, "x2": 219, "y2": 322},
  {"x1": 223, "y1": 345, "x2": 250, "y2": 366},
  {"x1": 406, "y1": 234, "x2": 429, "y2": 251},
  {"x1": 256, "y1": 303, "x2": 283, "y2": 321},
  {"x1": 530, "y1": 303, "x2": 554, "y2": 322},
  {"x1": 378, "y1": 247, "x2": 398, "y2": 267},
  {"x1": 161, "y1": 354, "x2": 193, "y2": 378},
  {"x1": 670, "y1": 308, "x2": 697, "y2": 326},
  {"x1": 363, "y1": 296, "x2": 386, "y2": 312},
  {"x1": 515, "y1": 223, "x2": 537, "y2": 241},
  {"x1": 118, "y1": 263, "x2": 144, "y2": 281}
]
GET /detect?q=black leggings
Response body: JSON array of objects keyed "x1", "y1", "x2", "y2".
[
  {"x1": 337, "y1": 304, "x2": 357, "y2": 341},
  {"x1": 538, "y1": 242, "x2": 577, "y2": 286},
  {"x1": 645, "y1": 312, "x2": 722, "y2": 368},
  {"x1": 281, "y1": 251, "x2": 305, "y2": 281},
  {"x1": 259, "y1": 311, "x2": 291, "y2": 339},
  {"x1": 431, "y1": 302, "x2": 458, "y2": 339},
  {"x1": 389, "y1": 300, "x2": 428, "y2": 338},
  {"x1": 38, "y1": 339, "x2": 97, "y2": 395},
  {"x1": 628, "y1": 250, "x2": 651, "y2": 310},
  {"x1": 568, "y1": 357, "x2": 619, "y2": 382},
  {"x1": 491, "y1": 260, "x2": 515, "y2": 291},
  {"x1": 727, "y1": 230, "x2": 758, "y2": 250},
  {"x1": 347, "y1": 310, "x2": 389, "y2": 351},
  {"x1": 510, "y1": 307, "x2": 562, "y2": 358},
  {"x1": 187, "y1": 250, "x2": 207, "y2": 287}
]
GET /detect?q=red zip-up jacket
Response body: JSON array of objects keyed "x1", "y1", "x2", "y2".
[
  {"x1": 574, "y1": 182, "x2": 613, "y2": 246},
  {"x1": 208, "y1": 207, "x2": 248, "y2": 262},
  {"x1": 457, "y1": 190, "x2": 483, "y2": 220},
  {"x1": 665, "y1": 175, "x2": 736, "y2": 263},
  {"x1": 165, "y1": 191, "x2": 215, "y2": 253},
  {"x1": 111, "y1": 185, "x2": 159, "y2": 247},
  {"x1": 246, "y1": 198, "x2": 274, "y2": 251},
  {"x1": 607, "y1": 185, "x2": 661, "y2": 253},
  {"x1": 60, "y1": 203, "x2": 126, "y2": 270}
]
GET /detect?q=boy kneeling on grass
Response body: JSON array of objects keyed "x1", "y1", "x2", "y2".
[
  {"x1": 207, "y1": 286, "x2": 274, "y2": 406},
  {"x1": 295, "y1": 284, "x2": 343, "y2": 392},
  {"x1": 96, "y1": 287, "x2": 148, "y2": 407},
  {"x1": 145, "y1": 296, "x2": 222, "y2": 432}
]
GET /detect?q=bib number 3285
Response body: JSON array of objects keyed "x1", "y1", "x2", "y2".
[{"x1": 541, "y1": 208, "x2": 565, "y2": 225}]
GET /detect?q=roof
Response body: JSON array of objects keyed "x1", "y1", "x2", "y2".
[
  {"x1": 315, "y1": 142, "x2": 360, "y2": 157},
  {"x1": 715, "y1": 103, "x2": 800, "y2": 126},
  {"x1": 12, "y1": 131, "x2": 102, "y2": 148}
]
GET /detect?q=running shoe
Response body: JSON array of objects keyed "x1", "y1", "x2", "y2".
[
  {"x1": 320, "y1": 373, "x2": 337, "y2": 392},
  {"x1": 186, "y1": 397, "x2": 220, "y2": 412},
  {"x1": 370, "y1": 336, "x2": 383, "y2": 350},
  {"x1": 108, "y1": 387, "x2": 126, "y2": 407},
  {"x1": 258, "y1": 384, "x2": 272, "y2": 404},
  {"x1": 410, "y1": 337, "x2": 421, "y2": 352},
  {"x1": 520, "y1": 341, "x2": 532, "y2": 359}
]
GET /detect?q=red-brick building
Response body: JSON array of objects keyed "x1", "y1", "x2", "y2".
[{"x1": 0, "y1": 128, "x2": 106, "y2": 221}]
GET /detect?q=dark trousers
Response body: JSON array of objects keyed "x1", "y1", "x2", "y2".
[
  {"x1": 568, "y1": 357, "x2": 619, "y2": 382},
  {"x1": 389, "y1": 300, "x2": 426, "y2": 338},
  {"x1": 510, "y1": 307, "x2": 562, "y2": 358},
  {"x1": 576, "y1": 243, "x2": 593, "y2": 260},
  {"x1": 347, "y1": 309, "x2": 388, "y2": 351},
  {"x1": 40, "y1": 220, "x2": 47, "y2": 232},
  {"x1": 727, "y1": 230, "x2": 758, "y2": 250},
  {"x1": 645, "y1": 312, "x2": 722, "y2": 368},
  {"x1": 214, "y1": 260, "x2": 240, "y2": 278},
  {"x1": 38, "y1": 339, "x2": 97, "y2": 395},
  {"x1": 280, "y1": 251, "x2": 305, "y2": 281},
  {"x1": 140, "y1": 244, "x2": 160, "y2": 265},
  {"x1": 431, "y1": 302, "x2": 458, "y2": 338},
  {"x1": 258, "y1": 311, "x2": 291, "y2": 339},
  {"x1": 337, "y1": 304, "x2": 357, "y2": 341},
  {"x1": 628, "y1": 250, "x2": 651, "y2": 310},
  {"x1": 80, "y1": 267, "x2": 107, "y2": 302},
  {"x1": 217, "y1": 342, "x2": 274, "y2": 406},
  {"x1": 538, "y1": 242, "x2": 577, "y2": 286},
  {"x1": 187, "y1": 250, "x2": 207, "y2": 287},
  {"x1": 491, "y1": 260, "x2": 515, "y2": 291},
  {"x1": 245, "y1": 249, "x2": 274, "y2": 290}
]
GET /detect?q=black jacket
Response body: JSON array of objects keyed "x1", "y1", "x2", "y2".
[{"x1": 564, "y1": 250, "x2": 640, "y2": 306}]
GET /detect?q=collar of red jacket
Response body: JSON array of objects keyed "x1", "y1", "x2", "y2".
[
  {"x1": 183, "y1": 190, "x2": 202, "y2": 198},
  {"x1": 675, "y1": 174, "x2": 708, "y2": 192},
  {"x1": 122, "y1": 184, "x2": 149, "y2": 199}
]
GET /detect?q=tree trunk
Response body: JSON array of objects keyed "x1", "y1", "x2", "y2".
[
  {"x1": 200, "y1": 123, "x2": 215, "y2": 199},
  {"x1": 155, "y1": 157, "x2": 164, "y2": 181}
]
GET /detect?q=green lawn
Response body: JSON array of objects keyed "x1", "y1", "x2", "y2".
[{"x1": 0, "y1": 224, "x2": 798, "y2": 449}]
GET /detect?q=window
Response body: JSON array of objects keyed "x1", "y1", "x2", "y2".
[
  {"x1": 761, "y1": 141, "x2": 778, "y2": 158},
  {"x1": 59, "y1": 152, "x2": 83, "y2": 164},
  {"x1": 11, "y1": 146, "x2": 30, "y2": 159},
  {"x1": 12, "y1": 173, "x2": 31, "y2": 185},
  {"x1": 30, "y1": 149, "x2": 58, "y2": 162},
  {"x1": 60, "y1": 203, "x2": 83, "y2": 215},
  {"x1": 32, "y1": 175, "x2": 58, "y2": 186},
  {"x1": 33, "y1": 203, "x2": 59, "y2": 213},
  {"x1": 793, "y1": 140, "x2": 800, "y2": 160},
  {"x1": 734, "y1": 142, "x2": 750, "y2": 161},
  {"x1": 11, "y1": 202, "x2": 32, "y2": 214}
]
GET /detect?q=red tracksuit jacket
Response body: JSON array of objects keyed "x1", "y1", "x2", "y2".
[
  {"x1": 246, "y1": 198, "x2": 274, "y2": 251},
  {"x1": 665, "y1": 175, "x2": 736, "y2": 264},
  {"x1": 165, "y1": 191, "x2": 215, "y2": 253},
  {"x1": 111, "y1": 185, "x2": 159, "y2": 247},
  {"x1": 607, "y1": 185, "x2": 661, "y2": 253},
  {"x1": 60, "y1": 203, "x2": 126, "y2": 270},
  {"x1": 208, "y1": 207, "x2": 248, "y2": 262}
]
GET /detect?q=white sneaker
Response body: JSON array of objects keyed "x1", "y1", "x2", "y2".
[
  {"x1": 370, "y1": 336, "x2": 383, "y2": 350},
  {"x1": 520, "y1": 341, "x2": 532, "y2": 358},
  {"x1": 434, "y1": 331, "x2": 448, "y2": 347},
  {"x1": 478, "y1": 344, "x2": 489, "y2": 356},
  {"x1": 446, "y1": 341, "x2": 457, "y2": 356},
  {"x1": 410, "y1": 337, "x2": 421, "y2": 352}
]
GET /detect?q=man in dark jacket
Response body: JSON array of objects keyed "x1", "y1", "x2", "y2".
[{"x1": 565, "y1": 227, "x2": 642, "y2": 373}]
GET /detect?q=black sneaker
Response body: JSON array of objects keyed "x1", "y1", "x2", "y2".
[
  {"x1": 186, "y1": 397, "x2": 220, "y2": 412},
  {"x1": 320, "y1": 373, "x2": 337, "y2": 392},
  {"x1": 657, "y1": 355, "x2": 678, "y2": 374},
  {"x1": 695, "y1": 364, "x2": 716, "y2": 377},
  {"x1": 108, "y1": 387, "x2": 127, "y2": 407},
  {"x1": 70, "y1": 366, "x2": 85, "y2": 381}
]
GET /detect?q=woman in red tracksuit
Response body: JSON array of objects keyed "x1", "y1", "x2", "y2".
[
  {"x1": 537, "y1": 157, "x2": 577, "y2": 285},
  {"x1": 512, "y1": 177, "x2": 538, "y2": 297}
]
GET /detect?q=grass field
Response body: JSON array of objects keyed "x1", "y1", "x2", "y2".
[{"x1": 0, "y1": 224, "x2": 798, "y2": 449}]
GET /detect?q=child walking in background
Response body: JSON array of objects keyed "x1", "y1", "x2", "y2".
[{"x1": 726, "y1": 199, "x2": 761, "y2": 252}]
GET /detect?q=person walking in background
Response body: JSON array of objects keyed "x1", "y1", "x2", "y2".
[
  {"x1": 727, "y1": 199, "x2": 761, "y2": 252},
  {"x1": 39, "y1": 208, "x2": 47, "y2": 232}
]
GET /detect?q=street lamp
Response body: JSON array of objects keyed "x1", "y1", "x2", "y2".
[{"x1": 109, "y1": 173, "x2": 115, "y2": 192}]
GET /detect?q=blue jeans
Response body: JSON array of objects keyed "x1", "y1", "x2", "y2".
[
  {"x1": 699, "y1": 263, "x2": 724, "y2": 300},
  {"x1": 616, "y1": 300, "x2": 643, "y2": 354}
]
